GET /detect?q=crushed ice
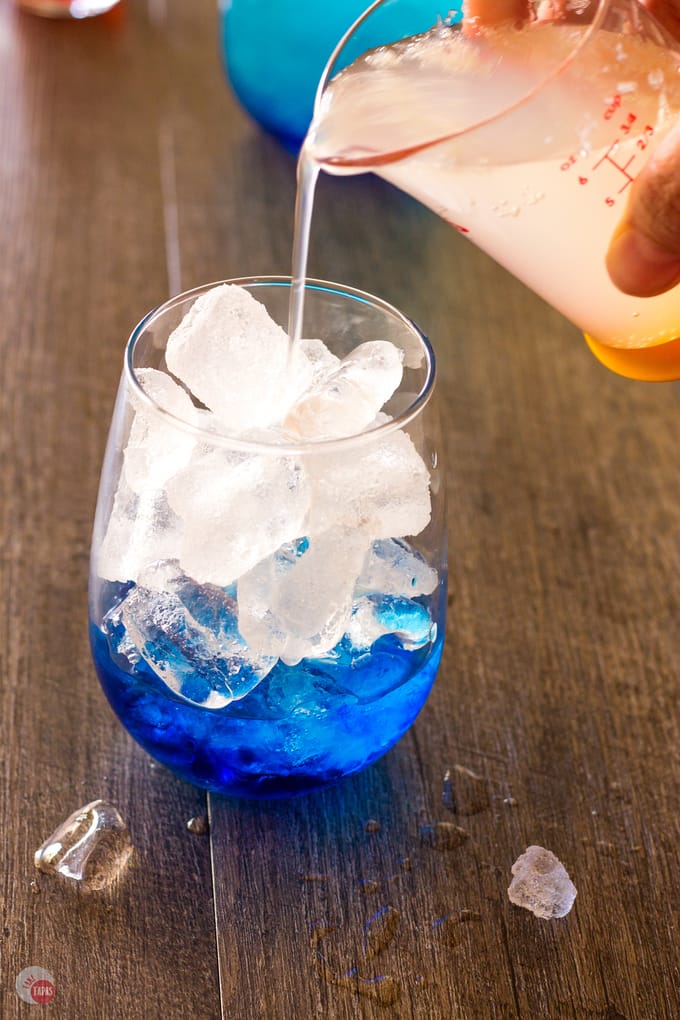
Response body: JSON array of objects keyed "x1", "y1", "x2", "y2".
[
  {"x1": 507, "y1": 845, "x2": 577, "y2": 919},
  {"x1": 98, "y1": 284, "x2": 436, "y2": 704}
]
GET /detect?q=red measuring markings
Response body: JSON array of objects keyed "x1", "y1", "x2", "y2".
[
  {"x1": 559, "y1": 94, "x2": 655, "y2": 207},
  {"x1": 591, "y1": 141, "x2": 637, "y2": 195}
]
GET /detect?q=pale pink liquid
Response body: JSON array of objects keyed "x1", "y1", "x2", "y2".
[{"x1": 290, "y1": 22, "x2": 680, "y2": 375}]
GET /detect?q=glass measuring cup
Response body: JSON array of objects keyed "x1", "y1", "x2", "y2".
[{"x1": 306, "y1": 0, "x2": 680, "y2": 380}]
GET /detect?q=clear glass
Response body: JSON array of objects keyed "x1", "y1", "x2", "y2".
[
  {"x1": 17, "y1": 0, "x2": 120, "y2": 17},
  {"x1": 308, "y1": 0, "x2": 680, "y2": 380},
  {"x1": 89, "y1": 278, "x2": 447, "y2": 798}
]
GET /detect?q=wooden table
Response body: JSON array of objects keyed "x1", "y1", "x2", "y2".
[{"x1": 0, "y1": 1, "x2": 678, "y2": 1016}]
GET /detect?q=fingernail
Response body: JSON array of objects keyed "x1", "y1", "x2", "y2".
[{"x1": 606, "y1": 226, "x2": 680, "y2": 298}]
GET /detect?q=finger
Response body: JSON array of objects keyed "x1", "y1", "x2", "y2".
[
  {"x1": 535, "y1": 0, "x2": 597, "y2": 23},
  {"x1": 640, "y1": 0, "x2": 680, "y2": 42},
  {"x1": 606, "y1": 120, "x2": 680, "y2": 297},
  {"x1": 463, "y1": 0, "x2": 533, "y2": 32}
]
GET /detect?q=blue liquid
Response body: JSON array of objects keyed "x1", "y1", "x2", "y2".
[
  {"x1": 90, "y1": 585, "x2": 443, "y2": 798},
  {"x1": 220, "y1": 0, "x2": 460, "y2": 150}
]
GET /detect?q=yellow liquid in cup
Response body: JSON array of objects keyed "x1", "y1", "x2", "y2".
[{"x1": 585, "y1": 334, "x2": 680, "y2": 381}]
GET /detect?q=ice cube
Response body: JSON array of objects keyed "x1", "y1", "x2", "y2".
[
  {"x1": 34, "y1": 800, "x2": 133, "y2": 891},
  {"x1": 237, "y1": 530, "x2": 371, "y2": 664},
  {"x1": 110, "y1": 571, "x2": 276, "y2": 708},
  {"x1": 136, "y1": 558, "x2": 186, "y2": 593},
  {"x1": 164, "y1": 446, "x2": 309, "y2": 586},
  {"x1": 357, "y1": 538, "x2": 438, "y2": 596},
  {"x1": 96, "y1": 479, "x2": 183, "y2": 584},
  {"x1": 285, "y1": 340, "x2": 403, "y2": 440},
  {"x1": 347, "y1": 593, "x2": 435, "y2": 650},
  {"x1": 508, "y1": 845, "x2": 577, "y2": 919},
  {"x1": 124, "y1": 368, "x2": 211, "y2": 494},
  {"x1": 285, "y1": 337, "x2": 341, "y2": 406},
  {"x1": 308, "y1": 427, "x2": 431, "y2": 540},
  {"x1": 165, "y1": 284, "x2": 291, "y2": 432}
]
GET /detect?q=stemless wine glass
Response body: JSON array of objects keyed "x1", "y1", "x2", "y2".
[
  {"x1": 308, "y1": 0, "x2": 680, "y2": 380},
  {"x1": 89, "y1": 278, "x2": 447, "y2": 798}
]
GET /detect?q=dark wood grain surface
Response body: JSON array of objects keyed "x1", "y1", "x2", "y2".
[{"x1": 0, "y1": 1, "x2": 678, "y2": 1017}]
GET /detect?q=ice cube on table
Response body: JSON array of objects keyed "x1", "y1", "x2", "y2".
[
  {"x1": 237, "y1": 530, "x2": 371, "y2": 665},
  {"x1": 308, "y1": 427, "x2": 431, "y2": 540},
  {"x1": 164, "y1": 445, "x2": 309, "y2": 586},
  {"x1": 508, "y1": 845, "x2": 577, "y2": 919},
  {"x1": 285, "y1": 340, "x2": 404, "y2": 440},
  {"x1": 34, "y1": 800, "x2": 133, "y2": 891},
  {"x1": 97, "y1": 479, "x2": 183, "y2": 584},
  {"x1": 108, "y1": 571, "x2": 276, "y2": 709},
  {"x1": 357, "y1": 538, "x2": 438, "y2": 597},
  {"x1": 124, "y1": 368, "x2": 205, "y2": 493},
  {"x1": 347, "y1": 593, "x2": 435, "y2": 651},
  {"x1": 165, "y1": 284, "x2": 291, "y2": 433}
]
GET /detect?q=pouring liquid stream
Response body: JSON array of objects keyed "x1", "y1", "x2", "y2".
[
  {"x1": 288, "y1": 155, "x2": 320, "y2": 347},
  {"x1": 288, "y1": 18, "x2": 680, "y2": 381}
]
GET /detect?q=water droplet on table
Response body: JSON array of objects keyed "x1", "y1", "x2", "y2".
[
  {"x1": 601, "y1": 1006, "x2": 628, "y2": 1020},
  {"x1": 432, "y1": 915, "x2": 458, "y2": 945},
  {"x1": 360, "y1": 879, "x2": 381, "y2": 896},
  {"x1": 441, "y1": 764, "x2": 490, "y2": 815},
  {"x1": 186, "y1": 814, "x2": 209, "y2": 835},
  {"x1": 363, "y1": 905, "x2": 401, "y2": 961},
  {"x1": 420, "y1": 821, "x2": 469, "y2": 851},
  {"x1": 340, "y1": 970, "x2": 401, "y2": 1005},
  {"x1": 433, "y1": 908, "x2": 482, "y2": 944},
  {"x1": 34, "y1": 800, "x2": 133, "y2": 891},
  {"x1": 311, "y1": 925, "x2": 401, "y2": 1005},
  {"x1": 310, "y1": 924, "x2": 336, "y2": 947}
]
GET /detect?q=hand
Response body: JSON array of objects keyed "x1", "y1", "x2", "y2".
[
  {"x1": 463, "y1": 0, "x2": 680, "y2": 297},
  {"x1": 605, "y1": 119, "x2": 680, "y2": 297}
]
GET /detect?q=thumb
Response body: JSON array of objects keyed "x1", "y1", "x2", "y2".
[
  {"x1": 638, "y1": 0, "x2": 680, "y2": 41},
  {"x1": 606, "y1": 119, "x2": 680, "y2": 298},
  {"x1": 463, "y1": 0, "x2": 531, "y2": 31}
]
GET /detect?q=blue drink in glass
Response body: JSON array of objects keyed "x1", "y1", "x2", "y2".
[
  {"x1": 89, "y1": 279, "x2": 446, "y2": 798},
  {"x1": 91, "y1": 564, "x2": 444, "y2": 797}
]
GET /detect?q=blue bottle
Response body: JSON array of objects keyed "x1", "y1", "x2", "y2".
[{"x1": 219, "y1": 0, "x2": 456, "y2": 151}]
